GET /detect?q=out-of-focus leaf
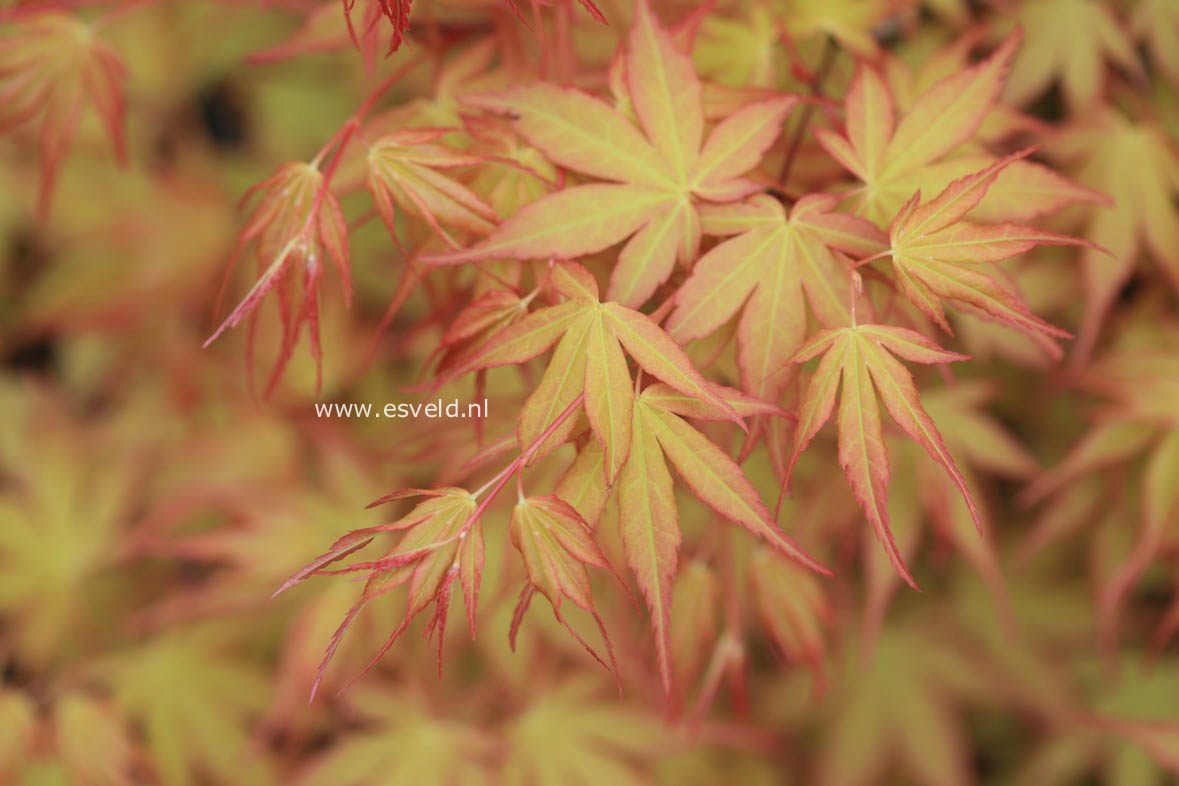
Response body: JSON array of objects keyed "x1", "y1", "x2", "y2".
[
  {"x1": 295, "y1": 689, "x2": 492, "y2": 786},
  {"x1": 502, "y1": 678, "x2": 666, "y2": 786},
  {"x1": 0, "y1": 12, "x2": 127, "y2": 215},
  {"x1": 105, "y1": 629, "x2": 273, "y2": 786}
]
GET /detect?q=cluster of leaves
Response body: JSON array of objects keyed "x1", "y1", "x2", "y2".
[
  {"x1": 2, "y1": 0, "x2": 1179, "y2": 783},
  {"x1": 249, "y1": 0, "x2": 1112, "y2": 687}
]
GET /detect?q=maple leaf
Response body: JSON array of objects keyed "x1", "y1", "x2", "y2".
[
  {"x1": 205, "y1": 161, "x2": 351, "y2": 394},
  {"x1": 105, "y1": 629, "x2": 274, "y2": 786},
  {"x1": 547, "y1": 380, "x2": 824, "y2": 695},
  {"x1": 275, "y1": 487, "x2": 483, "y2": 697},
  {"x1": 1012, "y1": 656, "x2": 1179, "y2": 786},
  {"x1": 613, "y1": 383, "x2": 829, "y2": 692},
  {"x1": 786, "y1": 324, "x2": 981, "y2": 588},
  {"x1": 0, "y1": 407, "x2": 133, "y2": 667},
  {"x1": 1020, "y1": 330, "x2": 1179, "y2": 650},
  {"x1": 668, "y1": 192, "x2": 885, "y2": 402},
  {"x1": 425, "y1": 0, "x2": 797, "y2": 307},
  {"x1": 509, "y1": 495, "x2": 621, "y2": 678},
  {"x1": 816, "y1": 34, "x2": 1108, "y2": 228},
  {"x1": 295, "y1": 688, "x2": 492, "y2": 786},
  {"x1": 366, "y1": 127, "x2": 499, "y2": 250},
  {"x1": 815, "y1": 621, "x2": 1001, "y2": 786},
  {"x1": 668, "y1": 560, "x2": 720, "y2": 690},
  {"x1": 0, "y1": 12, "x2": 127, "y2": 216},
  {"x1": 921, "y1": 381, "x2": 1039, "y2": 479},
  {"x1": 998, "y1": 0, "x2": 1141, "y2": 112},
  {"x1": 53, "y1": 693, "x2": 137, "y2": 786},
  {"x1": 430, "y1": 287, "x2": 532, "y2": 380},
  {"x1": 1044, "y1": 109, "x2": 1179, "y2": 357},
  {"x1": 884, "y1": 152, "x2": 1094, "y2": 359},
  {"x1": 442, "y1": 261, "x2": 742, "y2": 482},
  {"x1": 502, "y1": 677, "x2": 666, "y2": 786},
  {"x1": 748, "y1": 547, "x2": 830, "y2": 677}
]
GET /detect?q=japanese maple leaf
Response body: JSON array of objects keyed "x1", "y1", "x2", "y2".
[
  {"x1": 667, "y1": 192, "x2": 886, "y2": 402},
  {"x1": 1021, "y1": 333, "x2": 1179, "y2": 651},
  {"x1": 425, "y1": 0, "x2": 797, "y2": 307},
  {"x1": 509, "y1": 495, "x2": 620, "y2": 678},
  {"x1": 558, "y1": 382, "x2": 830, "y2": 693},
  {"x1": 441, "y1": 261, "x2": 742, "y2": 484},
  {"x1": 862, "y1": 383, "x2": 1039, "y2": 640},
  {"x1": 205, "y1": 161, "x2": 351, "y2": 394},
  {"x1": 785, "y1": 323, "x2": 981, "y2": 587},
  {"x1": 106, "y1": 629, "x2": 274, "y2": 786},
  {"x1": 748, "y1": 547, "x2": 831, "y2": 678},
  {"x1": 430, "y1": 287, "x2": 532, "y2": 381},
  {"x1": 275, "y1": 487, "x2": 484, "y2": 696},
  {"x1": 816, "y1": 33, "x2": 1107, "y2": 228},
  {"x1": 296, "y1": 688, "x2": 491, "y2": 786},
  {"x1": 0, "y1": 406, "x2": 134, "y2": 668},
  {"x1": 815, "y1": 622, "x2": 997, "y2": 786},
  {"x1": 0, "y1": 12, "x2": 127, "y2": 216},
  {"x1": 998, "y1": 0, "x2": 1141, "y2": 112},
  {"x1": 884, "y1": 152, "x2": 1094, "y2": 359},
  {"x1": 366, "y1": 127, "x2": 498, "y2": 251},
  {"x1": 1044, "y1": 109, "x2": 1179, "y2": 358},
  {"x1": 1012, "y1": 656, "x2": 1179, "y2": 786},
  {"x1": 503, "y1": 678, "x2": 665, "y2": 786}
]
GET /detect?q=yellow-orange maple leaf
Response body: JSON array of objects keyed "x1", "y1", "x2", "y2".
[
  {"x1": 425, "y1": 0, "x2": 797, "y2": 307},
  {"x1": 786, "y1": 324, "x2": 980, "y2": 588}
]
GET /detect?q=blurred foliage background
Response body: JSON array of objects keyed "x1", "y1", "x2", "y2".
[{"x1": 1, "y1": 0, "x2": 1179, "y2": 784}]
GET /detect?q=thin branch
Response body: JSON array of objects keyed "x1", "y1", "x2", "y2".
[{"x1": 778, "y1": 36, "x2": 838, "y2": 189}]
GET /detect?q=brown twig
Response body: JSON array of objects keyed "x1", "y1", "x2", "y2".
[{"x1": 778, "y1": 36, "x2": 839, "y2": 189}]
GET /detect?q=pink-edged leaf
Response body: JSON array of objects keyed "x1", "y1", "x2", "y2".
[
  {"x1": 423, "y1": 184, "x2": 673, "y2": 265},
  {"x1": 551, "y1": 260, "x2": 601, "y2": 303},
  {"x1": 516, "y1": 312, "x2": 593, "y2": 461},
  {"x1": 643, "y1": 401, "x2": 830, "y2": 576},
  {"x1": 459, "y1": 520, "x2": 485, "y2": 639},
  {"x1": 892, "y1": 148, "x2": 1035, "y2": 241},
  {"x1": 856, "y1": 331, "x2": 982, "y2": 535},
  {"x1": 693, "y1": 96, "x2": 796, "y2": 186},
  {"x1": 446, "y1": 300, "x2": 588, "y2": 377},
  {"x1": 463, "y1": 83, "x2": 673, "y2": 189},
  {"x1": 555, "y1": 440, "x2": 612, "y2": 526},
  {"x1": 882, "y1": 30, "x2": 1022, "y2": 178},
  {"x1": 627, "y1": 0, "x2": 702, "y2": 182},
  {"x1": 836, "y1": 336, "x2": 916, "y2": 588},
  {"x1": 855, "y1": 325, "x2": 971, "y2": 364},
  {"x1": 899, "y1": 221, "x2": 1099, "y2": 262},
  {"x1": 585, "y1": 312, "x2": 635, "y2": 484},
  {"x1": 603, "y1": 302, "x2": 743, "y2": 429},
  {"x1": 640, "y1": 382, "x2": 788, "y2": 421},
  {"x1": 845, "y1": 63, "x2": 894, "y2": 180},
  {"x1": 617, "y1": 401, "x2": 679, "y2": 694}
]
